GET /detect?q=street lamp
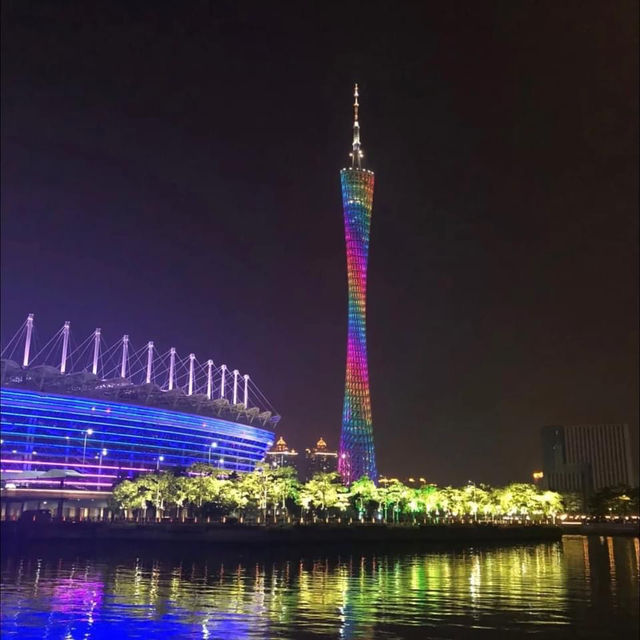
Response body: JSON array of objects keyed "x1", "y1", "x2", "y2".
[
  {"x1": 97, "y1": 449, "x2": 107, "y2": 490},
  {"x1": 82, "y1": 428, "x2": 94, "y2": 464},
  {"x1": 64, "y1": 436, "x2": 70, "y2": 464},
  {"x1": 156, "y1": 455, "x2": 164, "y2": 472},
  {"x1": 468, "y1": 480, "x2": 477, "y2": 522},
  {"x1": 208, "y1": 442, "x2": 217, "y2": 464}
]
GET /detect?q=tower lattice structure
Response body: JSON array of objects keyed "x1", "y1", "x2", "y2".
[{"x1": 338, "y1": 84, "x2": 378, "y2": 484}]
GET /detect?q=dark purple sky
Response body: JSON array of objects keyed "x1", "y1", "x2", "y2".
[{"x1": 1, "y1": 1, "x2": 638, "y2": 485}]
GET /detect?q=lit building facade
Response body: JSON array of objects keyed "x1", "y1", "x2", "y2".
[
  {"x1": 264, "y1": 436, "x2": 298, "y2": 469},
  {"x1": 338, "y1": 84, "x2": 378, "y2": 484},
  {"x1": 0, "y1": 388, "x2": 275, "y2": 500},
  {"x1": 541, "y1": 424, "x2": 635, "y2": 496},
  {"x1": 1, "y1": 314, "x2": 280, "y2": 513},
  {"x1": 303, "y1": 437, "x2": 338, "y2": 481}
]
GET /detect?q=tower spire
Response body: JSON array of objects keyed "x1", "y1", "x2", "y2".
[{"x1": 350, "y1": 83, "x2": 363, "y2": 168}]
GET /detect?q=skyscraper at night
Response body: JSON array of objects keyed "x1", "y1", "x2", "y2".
[
  {"x1": 541, "y1": 424, "x2": 635, "y2": 497},
  {"x1": 338, "y1": 84, "x2": 378, "y2": 484}
]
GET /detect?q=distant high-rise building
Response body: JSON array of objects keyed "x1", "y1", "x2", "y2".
[
  {"x1": 541, "y1": 424, "x2": 635, "y2": 497},
  {"x1": 338, "y1": 83, "x2": 377, "y2": 484},
  {"x1": 303, "y1": 437, "x2": 338, "y2": 481},
  {"x1": 264, "y1": 436, "x2": 298, "y2": 470}
]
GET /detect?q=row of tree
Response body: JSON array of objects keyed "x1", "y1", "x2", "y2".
[
  {"x1": 110, "y1": 464, "x2": 568, "y2": 524},
  {"x1": 561, "y1": 485, "x2": 639, "y2": 516}
]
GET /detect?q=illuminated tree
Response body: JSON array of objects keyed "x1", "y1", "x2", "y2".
[
  {"x1": 495, "y1": 483, "x2": 540, "y2": 519},
  {"x1": 135, "y1": 472, "x2": 176, "y2": 520},
  {"x1": 380, "y1": 480, "x2": 412, "y2": 523},
  {"x1": 438, "y1": 487, "x2": 466, "y2": 521},
  {"x1": 416, "y1": 485, "x2": 440, "y2": 522},
  {"x1": 478, "y1": 485, "x2": 500, "y2": 520},
  {"x1": 109, "y1": 467, "x2": 567, "y2": 527},
  {"x1": 336, "y1": 485, "x2": 352, "y2": 518},
  {"x1": 297, "y1": 483, "x2": 314, "y2": 520},
  {"x1": 238, "y1": 464, "x2": 273, "y2": 521},
  {"x1": 298, "y1": 472, "x2": 342, "y2": 521},
  {"x1": 537, "y1": 490, "x2": 563, "y2": 522},
  {"x1": 349, "y1": 476, "x2": 380, "y2": 521},
  {"x1": 270, "y1": 466, "x2": 300, "y2": 520},
  {"x1": 560, "y1": 492, "x2": 584, "y2": 515},
  {"x1": 112, "y1": 479, "x2": 148, "y2": 519},
  {"x1": 218, "y1": 477, "x2": 249, "y2": 518},
  {"x1": 461, "y1": 483, "x2": 492, "y2": 521},
  {"x1": 189, "y1": 462, "x2": 214, "y2": 476},
  {"x1": 187, "y1": 470, "x2": 224, "y2": 512},
  {"x1": 167, "y1": 476, "x2": 192, "y2": 520}
]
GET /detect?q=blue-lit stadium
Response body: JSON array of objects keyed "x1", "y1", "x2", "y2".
[{"x1": 0, "y1": 315, "x2": 279, "y2": 519}]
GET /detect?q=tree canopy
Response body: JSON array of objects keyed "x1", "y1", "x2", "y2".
[{"x1": 109, "y1": 465, "x2": 573, "y2": 525}]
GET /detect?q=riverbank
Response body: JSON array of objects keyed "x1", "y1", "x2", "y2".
[
  {"x1": 559, "y1": 522, "x2": 640, "y2": 537},
  {"x1": 1, "y1": 520, "x2": 563, "y2": 549}
]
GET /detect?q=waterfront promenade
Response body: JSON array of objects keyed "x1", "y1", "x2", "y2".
[{"x1": 1, "y1": 520, "x2": 564, "y2": 548}]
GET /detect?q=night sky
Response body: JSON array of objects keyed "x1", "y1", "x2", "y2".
[{"x1": 2, "y1": 1, "x2": 638, "y2": 486}]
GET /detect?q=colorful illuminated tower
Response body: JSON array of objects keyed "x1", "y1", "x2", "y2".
[{"x1": 338, "y1": 84, "x2": 378, "y2": 484}]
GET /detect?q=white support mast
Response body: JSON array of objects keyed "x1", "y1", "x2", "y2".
[
  {"x1": 120, "y1": 335, "x2": 129, "y2": 379},
  {"x1": 146, "y1": 342, "x2": 154, "y2": 384},
  {"x1": 206, "y1": 360, "x2": 213, "y2": 399},
  {"x1": 168, "y1": 347, "x2": 176, "y2": 391},
  {"x1": 188, "y1": 353, "x2": 195, "y2": 396},
  {"x1": 22, "y1": 313, "x2": 34, "y2": 368},
  {"x1": 243, "y1": 374, "x2": 249, "y2": 408},
  {"x1": 60, "y1": 321, "x2": 70, "y2": 374},
  {"x1": 91, "y1": 328, "x2": 101, "y2": 376},
  {"x1": 232, "y1": 369, "x2": 239, "y2": 405},
  {"x1": 220, "y1": 364, "x2": 227, "y2": 399}
]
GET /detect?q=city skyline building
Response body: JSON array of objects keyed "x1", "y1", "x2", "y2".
[
  {"x1": 541, "y1": 424, "x2": 635, "y2": 499},
  {"x1": 303, "y1": 437, "x2": 338, "y2": 481},
  {"x1": 264, "y1": 436, "x2": 299, "y2": 469},
  {"x1": 338, "y1": 84, "x2": 378, "y2": 484}
]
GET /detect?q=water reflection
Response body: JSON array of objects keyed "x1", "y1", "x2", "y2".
[{"x1": 1, "y1": 537, "x2": 638, "y2": 639}]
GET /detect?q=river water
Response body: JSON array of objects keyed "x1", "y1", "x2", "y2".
[{"x1": 1, "y1": 535, "x2": 638, "y2": 639}]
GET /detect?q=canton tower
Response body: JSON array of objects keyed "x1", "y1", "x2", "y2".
[{"x1": 338, "y1": 84, "x2": 378, "y2": 484}]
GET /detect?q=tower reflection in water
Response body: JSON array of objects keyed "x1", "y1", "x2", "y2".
[{"x1": 1, "y1": 537, "x2": 638, "y2": 639}]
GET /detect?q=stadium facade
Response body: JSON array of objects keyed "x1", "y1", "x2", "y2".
[{"x1": 0, "y1": 316, "x2": 277, "y2": 518}]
